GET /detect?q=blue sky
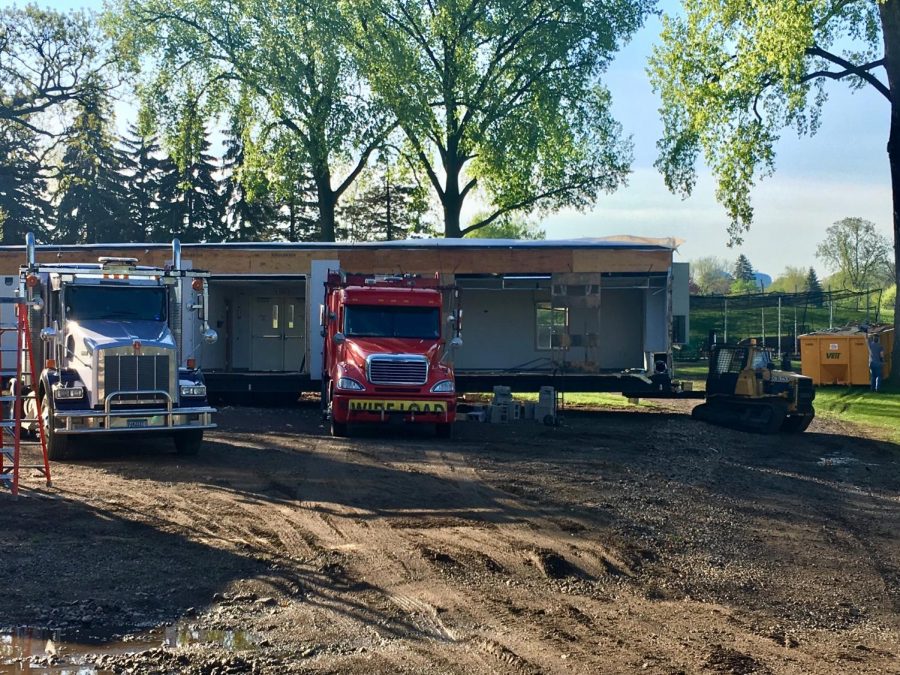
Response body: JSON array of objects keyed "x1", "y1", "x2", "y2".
[{"x1": 8, "y1": 0, "x2": 893, "y2": 280}]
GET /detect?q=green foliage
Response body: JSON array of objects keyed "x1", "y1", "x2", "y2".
[
  {"x1": 729, "y1": 278, "x2": 759, "y2": 295},
  {"x1": 347, "y1": 0, "x2": 650, "y2": 237},
  {"x1": 769, "y1": 266, "x2": 808, "y2": 294},
  {"x1": 54, "y1": 84, "x2": 131, "y2": 244},
  {"x1": 338, "y1": 150, "x2": 436, "y2": 241},
  {"x1": 690, "y1": 256, "x2": 732, "y2": 295},
  {"x1": 107, "y1": 0, "x2": 391, "y2": 241},
  {"x1": 649, "y1": 1, "x2": 885, "y2": 244},
  {"x1": 119, "y1": 121, "x2": 166, "y2": 243},
  {"x1": 464, "y1": 213, "x2": 545, "y2": 240},
  {"x1": 0, "y1": 125, "x2": 50, "y2": 244},
  {"x1": 806, "y1": 266, "x2": 824, "y2": 307},
  {"x1": 733, "y1": 254, "x2": 754, "y2": 282},
  {"x1": 221, "y1": 117, "x2": 280, "y2": 242},
  {"x1": 882, "y1": 285, "x2": 897, "y2": 311},
  {"x1": 816, "y1": 217, "x2": 891, "y2": 291},
  {"x1": 0, "y1": 6, "x2": 108, "y2": 139}
]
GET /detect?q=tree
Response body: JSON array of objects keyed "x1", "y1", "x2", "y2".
[
  {"x1": 729, "y1": 278, "x2": 759, "y2": 295},
  {"x1": 120, "y1": 116, "x2": 165, "y2": 243},
  {"x1": 769, "y1": 266, "x2": 809, "y2": 294},
  {"x1": 0, "y1": 6, "x2": 111, "y2": 142},
  {"x1": 0, "y1": 124, "x2": 50, "y2": 243},
  {"x1": 806, "y1": 267, "x2": 825, "y2": 307},
  {"x1": 108, "y1": 0, "x2": 392, "y2": 242},
  {"x1": 54, "y1": 83, "x2": 130, "y2": 244},
  {"x1": 816, "y1": 217, "x2": 890, "y2": 291},
  {"x1": 221, "y1": 118, "x2": 279, "y2": 242},
  {"x1": 464, "y1": 213, "x2": 545, "y2": 240},
  {"x1": 347, "y1": 0, "x2": 648, "y2": 237},
  {"x1": 691, "y1": 256, "x2": 732, "y2": 295},
  {"x1": 338, "y1": 151, "x2": 435, "y2": 241},
  {"x1": 648, "y1": 1, "x2": 900, "y2": 378},
  {"x1": 733, "y1": 254, "x2": 754, "y2": 282},
  {"x1": 155, "y1": 97, "x2": 223, "y2": 243}
]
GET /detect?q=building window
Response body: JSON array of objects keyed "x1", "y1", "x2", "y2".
[{"x1": 536, "y1": 303, "x2": 568, "y2": 350}]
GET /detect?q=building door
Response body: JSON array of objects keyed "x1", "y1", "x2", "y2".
[{"x1": 251, "y1": 296, "x2": 306, "y2": 371}]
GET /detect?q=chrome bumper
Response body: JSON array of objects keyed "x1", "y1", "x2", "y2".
[{"x1": 53, "y1": 390, "x2": 216, "y2": 435}]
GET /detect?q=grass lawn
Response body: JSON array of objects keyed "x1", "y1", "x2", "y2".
[{"x1": 812, "y1": 384, "x2": 900, "y2": 442}]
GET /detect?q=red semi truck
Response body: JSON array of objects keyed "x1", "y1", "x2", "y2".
[{"x1": 321, "y1": 271, "x2": 461, "y2": 437}]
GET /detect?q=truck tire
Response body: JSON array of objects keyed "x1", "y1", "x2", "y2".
[
  {"x1": 174, "y1": 429, "x2": 203, "y2": 455},
  {"x1": 330, "y1": 418, "x2": 348, "y2": 437},
  {"x1": 42, "y1": 395, "x2": 71, "y2": 461},
  {"x1": 435, "y1": 423, "x2": 454, "y2": 439}
]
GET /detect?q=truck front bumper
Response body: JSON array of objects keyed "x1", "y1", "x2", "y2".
[
  {"x1": 53, "y1": 406, "x2": 216, "y2": 435},
  {"x1": 332, "y1": 394, "x2": 456, "y2": 424}
]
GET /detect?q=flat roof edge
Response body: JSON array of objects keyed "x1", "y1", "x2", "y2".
[{"x1": 0, "y1": 237, "x2": 678, "y2": 253}]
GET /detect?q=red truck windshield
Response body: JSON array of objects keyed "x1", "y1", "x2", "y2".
[
  {"x1": 66, "y1": 285, "x2": 167, "y2": 322},
  {"x1": 344, "y1": 306, "x2": 440, "y2": 339}
]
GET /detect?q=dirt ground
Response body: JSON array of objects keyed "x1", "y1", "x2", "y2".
[{"x1": 2, "y1": 401, "x2": 899, "y2": 674}]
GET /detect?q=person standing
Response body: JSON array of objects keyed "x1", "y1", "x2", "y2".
[{"x1": 867, "y1": 334, "x2": 885, "y2": 393}]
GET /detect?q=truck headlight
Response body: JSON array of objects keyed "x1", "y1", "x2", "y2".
[
  {"x1": 54, "y1": 385, "x2": 84, "y2": 400},
  {"x1": 430, "y1": 380, "x2": 454, "y2": 393},
  {"x1": 337, "y1": 377, "x2": 365, "y2": 391},
  {"x1": 180, "y1": 384, "x2": 207, "y2": 397}
]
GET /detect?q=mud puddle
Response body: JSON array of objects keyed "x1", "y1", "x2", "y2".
[{"x1": 0, "y1": 622, "x2": 257, "y2": 674}]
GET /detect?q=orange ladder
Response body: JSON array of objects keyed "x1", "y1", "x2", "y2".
[{"x1": 0, "y1": 299, "x2": 51, "y2": 496}]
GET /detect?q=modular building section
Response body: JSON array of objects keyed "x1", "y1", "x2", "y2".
[{"x1": 0, "y1": 238, "x2": 688, "y2": 395}]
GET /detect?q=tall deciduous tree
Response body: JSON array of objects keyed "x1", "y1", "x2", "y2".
[
  {"x1": 54, "y1": 83, "x2": 130, "y2": 244},
  {"x1": 691, "y1": 256, "x2": 732, "y2": 295},
  {"x1": 0, "y1": 6, "x2": 111, "y2": 142},
  {"x1": 648, "y1": 0, "x2": 900, "y2": 377},
  {"x1": 347, "y1": 0, "x2": 648, "y2": 237},
  {"x1": 769, "y1": 266, "x2": 809, "y2": 294},
  {"x1": 816, "y1": 217, "x2": 890, "y2": 292},
  {"x1": 107, "y1": 0, "x2": 392, "y2": 241}
]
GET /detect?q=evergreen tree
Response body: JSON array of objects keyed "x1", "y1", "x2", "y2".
[
  {"x1": 0, "y1": 124, "x2": 50, "y2": 243},
  {"x1": 120, "y1": 120, "x2": 165, "y2": 243},
  {"x1": 221, "y1": 121, "x2": 279, "y2": 241},
  {"x1": 157, "y1": 100, "x2": 224, "y2": 242},
  {"x1": 807, "y1": 267, "x2": 824, "y2": 308},
  {"x1": 733, "y1": 254, "x2": 754, "y2": 282},
  {"x1": 54, "y1": 83, "x2": 130, "y2": 244},
  {"x1": 338, "y1": 155, "x2": 435, "y2": 241}
]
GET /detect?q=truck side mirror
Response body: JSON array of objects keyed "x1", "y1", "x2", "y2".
[
  {"x1": 449, "y1": 336, "x2": 463, "y2": 349},
  {"x1": 202, "y1": 328, "x2": 218, "y2": 344},
  {"x1": 333, "y1": 332, "x2": 346, "y2": 345},
  {"x1": 40, "y1": 326, "x2": 57, "y2": 342}
]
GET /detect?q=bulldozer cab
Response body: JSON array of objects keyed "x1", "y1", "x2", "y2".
[{"x1": 707, "y1": 344, "x2": 777, "y2": 397}]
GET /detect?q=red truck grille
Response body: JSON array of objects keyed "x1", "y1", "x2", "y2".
[{"x1": 367, "y1": 355, "x2": 428, "y2": 385}]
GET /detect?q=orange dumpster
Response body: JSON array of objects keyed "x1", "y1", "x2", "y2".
[{"x1": 799, "y1": 325, "x2": 893, "y2": 386}]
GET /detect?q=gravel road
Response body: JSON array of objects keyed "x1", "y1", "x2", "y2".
[{"x1": 2, "y1": 402, "x2": 898, "y2": 674}]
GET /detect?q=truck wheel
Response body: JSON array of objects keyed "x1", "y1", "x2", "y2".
[
  {"x1": 435, "y1": 423, "x2": 454, "y2": 439},
  {"x1": 174, "y1": 429, "x2": 203, "y2": 455},
  {"x1": 330, "y1": 419, "x2": 348, "y2": 437},
  {"x1": 42, "y1": 395, "x2": 71, "y2": 461}
]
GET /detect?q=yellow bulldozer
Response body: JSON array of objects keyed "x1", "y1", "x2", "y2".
[{"x1": 692, "y1": 342, "x2": 815, "y2": 433}]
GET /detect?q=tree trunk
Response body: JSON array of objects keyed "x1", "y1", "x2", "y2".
[
  {"x1": 879, "y1": 1, "x2": 900, "y2": 381},
  {"x1": 442, "y1": 152, "x2": 463, "y2": 238},
  {"x1": 314, "y1": 170, "x2": 336, "y2": 242}
]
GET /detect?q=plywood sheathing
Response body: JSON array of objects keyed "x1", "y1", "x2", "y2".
[{"x1": 0, "y1": 245, "x2": 672, "y2": 276}]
